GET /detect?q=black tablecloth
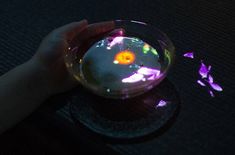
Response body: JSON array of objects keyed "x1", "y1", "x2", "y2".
[{"x1": 0, "y1": 0, "x2": 234, "y2": 154}]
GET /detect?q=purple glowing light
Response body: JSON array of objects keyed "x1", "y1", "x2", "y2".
[
  {"x1": 197, "y1": 80, "x2": 206, "y2": 86},
  {"x1": 181, "y1": 51, "x2": 223, "y2": 97},
  {"x1": 209, "y1": 90, "x2": 215, "y2": 97},
  {"x1": 199, "y1": 61, "x2": 211, "y2": 79},
  {"x1": 109, "y1": 29, "x2": 124, "y2": 38},
  {"x1": 155, "y1": 100, "x2": 168, "y2": 109},
  {"x1": 147, "y1": 75, "x2": 156, "y2": 80},
  {"x1": 209, "y1": 83, "x2": 223, "y2": 92},
  {"x1": 119, "y1": 30, "x2": 124, "y2": 36},
  {"x1": 122, "y1": 67, "x2": 161, "y2": 83},
  {"x1": 183, "y1": 52, "x2": 194, "y2": 58},
  {"x1": 122, "y1": 73, "x2": 144, "y2": 83}
]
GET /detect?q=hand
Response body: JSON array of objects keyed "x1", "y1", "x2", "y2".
[
  {"x1": 0, "y1": 20, "x2": 114, "y2": 132},
  {"x1": 31, "y1": 20, "x2": 114, "y2": 96}
]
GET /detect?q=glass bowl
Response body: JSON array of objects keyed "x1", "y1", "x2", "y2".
[{"x1": 65, "y1": 20, "x2": 175, "y2": 99}]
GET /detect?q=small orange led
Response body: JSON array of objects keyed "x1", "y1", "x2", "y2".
[{"x1": 114, "y1": 50, "x2": 135, "y2": 65}]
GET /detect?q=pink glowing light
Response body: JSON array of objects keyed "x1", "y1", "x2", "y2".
[
  {"x1": 147, "y1": 75, "x2": 156, "y2": 80},
  {"x1": 198, "y1": 66, "x2": 223, "y2": 96},
  {"x1": 209, "y1": 90, "x2": 215, "y2": 97},
  {"x1": 199, "y1": 61, "x2": 211, "y2": 78},
  {"x1": 119, "y1": 30, "x2": 124, "y2": 36},
  {"x1": 122, "y1": 67, "x2": 161, "y2": 83},
  {"x1": 183, "y1": 52, "x2": 194, "y2": 58},
  {"x1": 208, "y1": 74, "x2": 213, "y2": 83},
  {"x1": 108, "y1": 36, "x2": 124, "y2": 49},
  {"x1": 197, "y1": 80, "x2": 206, "y2": 86},
  {"x1": 158, "y1": 100, "x2": 167, "y2": 107},
  {"x1": 122, "y1": 73, "x2": 144, "y2": 83},
  {"x1": 197, "y1": 72, "x2": 223, "y2": 97},
  {"x1": 181, "y1": 52, "x2": 223, "y2": 97},
  {"x1": 206, "y1": 74, "x2": 223, "y2": 92}
]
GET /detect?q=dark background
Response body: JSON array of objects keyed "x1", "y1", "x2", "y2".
[{"x1": 0, "y1": 0, "x2": 234, "y2": 154}]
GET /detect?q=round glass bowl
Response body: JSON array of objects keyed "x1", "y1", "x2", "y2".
[{"x1": 65, "y1": 20, "x2": 175, "y2": 99}]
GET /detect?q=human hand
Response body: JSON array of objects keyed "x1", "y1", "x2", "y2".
[{"x1": 31, "y1": 20, "x2": 114, "y2": 96}]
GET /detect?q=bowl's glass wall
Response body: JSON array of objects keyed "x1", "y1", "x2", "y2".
[{"x1": 65, "y1": 20, "x2": 175, "y2": 99}]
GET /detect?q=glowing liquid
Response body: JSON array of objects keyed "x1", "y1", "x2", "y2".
[{"x1": 66, "y1": 36, "x2": 164, "y2": 98}]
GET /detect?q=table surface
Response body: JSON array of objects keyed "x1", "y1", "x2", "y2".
[{"x1": 0, "y1": 0, "x2": 234, "y2": 154}]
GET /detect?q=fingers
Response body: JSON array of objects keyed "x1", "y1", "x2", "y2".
[
  {"x1": 51, "y1": 20, "x2": 115, "y2": 51},
  {"x1": 77, "y1": 21, "x2": 115, "y2": 42},
  {"x1": 56, "y1": 19, "x2": 88, "y2": 40},
  {"x1": 76, "y1": 28, "x2": 125, "y2": 55}
]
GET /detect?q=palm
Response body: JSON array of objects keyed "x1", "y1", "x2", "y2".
[{"x1": 33, "y1": 20, "x2": 114, "y2": 95}]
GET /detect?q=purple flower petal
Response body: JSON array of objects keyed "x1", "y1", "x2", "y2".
[
  {"x1": 197, "y1": 80, "x2": 206, "y2": 86},
  {"x1": 155, "y1": 100, "x2": 168, "y2": 109},
  {"x1": 199, "y1": 61, "x2": 211, "y2": 78},
  {"x1": 209, "y1": 90, "x2": 215, "y2": 97},
  {"x1": 208, "y1": 65, "x2": 211, "y2": 71},
  {"x1": 183, "y1": 52, "x2": 194, "y2": 59},
  {"x1": 208, "y1": 74, "x2": 214, "y2": 83},
  {"x1": 209, "y1": 83, "x2": 223, "y2": 92}
]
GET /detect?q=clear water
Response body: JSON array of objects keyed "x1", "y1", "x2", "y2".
[{"x1": 66, "y1": 36, "x2": 164, "y2": 98}]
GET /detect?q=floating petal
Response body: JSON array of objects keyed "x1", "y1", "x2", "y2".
[
  {"x1": 199, "y1": 61, "x2": 211, "y2": 78},
  {"x1": 209, "y1": 90, "x2": 215, "y2": 97},
  {"x1": 197, "y1": 80, "x2": 206, "y2": 86},
  {"x1": 183, "y1": 52, "x2": 194, "y2": 58},
  {"x1": 209, "y1": 83, "x2": 223, "y2": 92},
  {"x1": 155, "y1": 100, "x2": 168, "y2": 109},
  {"x1": 137, "y1": 67, "x2": 160, "y2": 76}
]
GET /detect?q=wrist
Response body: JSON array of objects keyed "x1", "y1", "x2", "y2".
[{"x1": 24, "y1": 57, "x2": 53, "y2": 99}]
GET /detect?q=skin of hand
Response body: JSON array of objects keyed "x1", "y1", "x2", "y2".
[
  {"x1": 0, "y1": 20, "x2": 114, "y2": 133},
  {"x1": 32, "y1": 20, "x2": 115, "y2": 96}
]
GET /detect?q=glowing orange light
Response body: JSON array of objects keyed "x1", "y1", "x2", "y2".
[{"x1": 114, "y1": 50, "x2": 135, "y2": 65}]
